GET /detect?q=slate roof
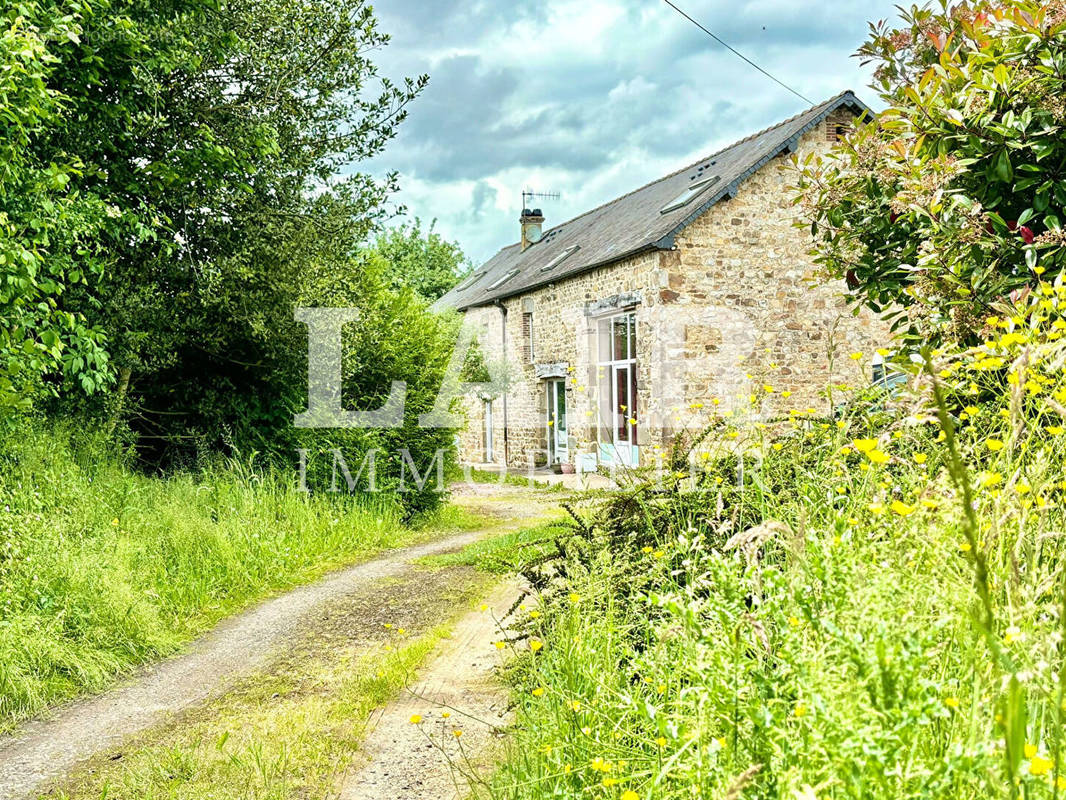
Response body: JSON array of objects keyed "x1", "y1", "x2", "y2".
[{"x1": 434, "y1": 90, "x2": 871, "y2": 312}]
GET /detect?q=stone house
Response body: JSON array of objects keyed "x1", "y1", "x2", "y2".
[{"x1": 434, "y1": 90, "x2": 890, "y2": 471}]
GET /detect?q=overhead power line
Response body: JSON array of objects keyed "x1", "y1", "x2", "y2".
[{"x1": 661, "y1": 0, "x2": 814, "y2": 106}]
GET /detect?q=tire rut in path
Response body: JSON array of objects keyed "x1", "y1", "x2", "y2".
[{"x1": 338, "y1": 579, "x2": 522, "y2": 800}]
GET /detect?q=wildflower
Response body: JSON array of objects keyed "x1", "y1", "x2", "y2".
[
  {"x1": 849, "y1": 352, "x2": 864, "y2": 360},
  {"x1": 568, "y1": 700, "x2": 582, "y2": 712},
  {"x1": 944, "y1": 697, "x2": 960, "y2": 709},
  {"x1": 479, "y1": 604, "x2": 488, "y2": 612},
  {"x1": 788, "y1": 616, "x2": 801, "y2": 627},
  {"x1": 794, "y1": 703, "x2": 808, "y2": 718},
  {"x1": 782, "y1": 391, "x2": 792, "y2": 398},
  {"x1": 494, "y1": 641, "x2": 506, "y2": 650},
  {"x1": 890, "y1": 500, "x2": 916, "y2": 517},
  {"x1": 530, "y1": 639, "x2": 544, "y2": 653},
  {"x1": 529, "y1": 610, "x2": 541, "y2": 619},
  {"x1": 581, "y1": 726, "x2": 592, "y2": 736},
  {"x1": 409, "y1": 714, "x2": 423, "y2": 724},
  {"x1": 867, "y1": 449, "x2": 890, "y2": 465},
  {"x1": 979, "y1": 471, "x2": 1003, "y2": 488},
  {"x1": 959, "y1": 542, "x2": 973, "y2": 552},
  {"x1": 111, "y1": 518, "x2": 119, "y2": 526},
  {"x1": 868, "y1": 502, "x2": 886, "y2": 514},
  {"x1": 641, "y1": 546, "x2": 653, "y2": 554},
  {"x1": 656, "y1": 683, "x2": 667, "y2": 694},
  {"x1": 1030, "y1": 755, "x2": 1055, "y2": 777},
  {"x1": 655, "y1": 736, "x2": 667, "y2": 747},
  {"x1": 622, "y1": 791, "x2": 640, "y2": 800},
  {"x1": 453, "y1": 729, "x2": 463, "y2": 738},
  {"x1": 1047, "y1": 426, "x2": 1064, "y2": 435},
  {"x1": 569, "y1": 592, "x2": 581, "y2": 604},
  {"x1": 652, "y1": 550, "x2": 665, "y2": 559},
  {"x1": 921, "y1": 499, "x2": 940, "y2": 510},
  {"x1": 914, "y1": 453, "x2": 928, "y2": 464},
  {"x1": 442, "y1": 711, "x2": 451, "y2": 718},
  {"x1": 532, "y1": 687, "x2": 545, "y2": 697},
  {"x1": 852, "y1": 438, "x2": 878, "y2": 453},
  {"x1": 1015, "y1": 480, "x2": 1031, "y2": 496}
]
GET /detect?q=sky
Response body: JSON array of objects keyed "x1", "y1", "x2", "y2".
[{"x1": 363, "y1": 0, "x2": 904, "y2": 266}]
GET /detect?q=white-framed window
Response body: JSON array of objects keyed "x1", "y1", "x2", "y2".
[{"x1": 596, "y1": 310, "x2": 638, "y2": 463}]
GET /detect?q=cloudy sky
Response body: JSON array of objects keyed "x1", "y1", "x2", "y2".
[{"x1": 364, "y1": 0, "x2": 904, "y2": 265}]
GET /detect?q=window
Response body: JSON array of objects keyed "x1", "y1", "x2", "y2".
[
  {"x1": 660, "y1": 176, "x2": 720, "y2": 214},
  {"x1": 523, "y1": 312, "x2": 535, "y2": 363},
  {"x1": 455, "y1": 270, "x2": 485, "y2": 292},
  {"x1": 596, "y1": 310, "x2": 638, "y2": 465},
  {"x1": 486, "y1": 268, "x2": 520, "y2": 291},
  {"x1": 540, "y1": 245, "x2": 580, "y2": 272}
]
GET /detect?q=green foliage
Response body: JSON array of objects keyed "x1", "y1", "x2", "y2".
[
  {"x1": 0, "y1": 422, "x2": 418, "y2": 728},
  {"x1": 796, "y1": 0, "x2": 1066, "y2": 346},
  {"x1": 370, "y1": 217, "x2": 472, "y2": 302},
  {"x1": 0, "y1": 4, "x2": 112, "y2": 415},
  {"x1": 488, "y1": 290, "x2": 1066, "y2": 798}
]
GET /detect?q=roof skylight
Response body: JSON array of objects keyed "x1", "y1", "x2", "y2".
[
  {"x1": 486, "y1": 268, "x2": 520, "y2": 290},
  {"x1": 540, "y1": 245, "x2": 580, "y2": 272},
  {"x1": 660, "y1": 175, "x2": 721, "y2": 215},
  {"x1": 455, "y1": 270, "x2": 486, "y2": 292}
]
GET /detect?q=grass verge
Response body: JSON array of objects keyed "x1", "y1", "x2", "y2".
[{"x1": 0, "y1": 424, "x2": 492, "y2": 730}]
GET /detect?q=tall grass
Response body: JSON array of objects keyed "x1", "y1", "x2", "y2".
[
  {"x1": 486, "y1": 292, "x2": 1066, "y2": 799},
  {"x1": 0, "y1": 423, "x2": 415, "y2": 729}
]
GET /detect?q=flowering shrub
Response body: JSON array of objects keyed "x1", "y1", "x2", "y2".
[{"x1": 796, "y1": 0, "x2": 1066, "y2": 346}]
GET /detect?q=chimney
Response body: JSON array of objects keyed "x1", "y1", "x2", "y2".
[{"x1": 520, "y1": 208, "x2": 544, "y2": 251}]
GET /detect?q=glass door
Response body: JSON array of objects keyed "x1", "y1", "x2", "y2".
[
  {"x1": 596, "y1": 311, "x2": 638, "y2": 466},
  {"x1": 546, "y1": 380, "x2": 568, "y2": 464},
  {"x1": 483, "y1": 400, "x2": 494, "y2": 463}
]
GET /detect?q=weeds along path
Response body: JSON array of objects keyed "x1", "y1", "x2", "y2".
[
  {"x1": 0, "y1": 482, "x2": 554, "y2": 800},
  {"x1": 337, "y1": 579, "x2": 521, "y2": 800}
]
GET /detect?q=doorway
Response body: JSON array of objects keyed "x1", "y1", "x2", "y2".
[
  {"x1": 546, "y1": 379, "x2": 568, "y2": 465},
  {"x1": 483, "y1": 399, "x2": 494, "y2": 462}
]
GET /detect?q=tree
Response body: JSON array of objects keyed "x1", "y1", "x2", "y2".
[
  {"x1": 796, "y1": 0, "x2": 1066, "y2": 346},
  {"x1": 371, "y1": 218, "x2": 471, "y2": 302},
  {"x1": 29, "y1": 0, "x2": 428, "y2": 459},
  {"x1": 0, "y1": 4, "x2": 112, "y2": 417}
]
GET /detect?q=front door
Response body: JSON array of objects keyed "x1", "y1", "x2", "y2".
[
  {"x1": 483, "y1": 400, "x2": 494, "y2": 462},
  {"x1": 546, "y1": 380, "x2": 568, "y2": 465}
]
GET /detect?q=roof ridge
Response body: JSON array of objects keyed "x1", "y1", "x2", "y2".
[{"x1": 522, "y1": 90, "x2": 856, "y2": 243}]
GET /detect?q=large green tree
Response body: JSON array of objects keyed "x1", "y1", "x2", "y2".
[
  {"x1": 0, "y1": 4, "x2": 111, "y2": 416},
  {"x1": 796, "y1": 0, "x2": 1066, "y2": 346},
  {"x1": 29, "y1": 0, "x2": 429, "y2": 460},
  {"x1": 371, "y1": 218, "x2": 471, "y2": 302}
]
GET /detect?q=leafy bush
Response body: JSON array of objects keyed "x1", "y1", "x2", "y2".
[{"x1": 797, "y1": 0, "x2": 1066, "y2": 346}]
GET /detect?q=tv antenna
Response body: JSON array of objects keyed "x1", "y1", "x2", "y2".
[{"x1": 522, "y1": 188, "x2": 560, "y2": 209}]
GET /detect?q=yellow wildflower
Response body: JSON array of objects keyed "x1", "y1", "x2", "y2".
[{"x1": 409, "y1": 714, "x2": 422, "y2": 724}]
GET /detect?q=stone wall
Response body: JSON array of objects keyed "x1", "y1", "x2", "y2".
[{"x1": 454, "y1": 117, "x2": 892, "y2": 469}]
